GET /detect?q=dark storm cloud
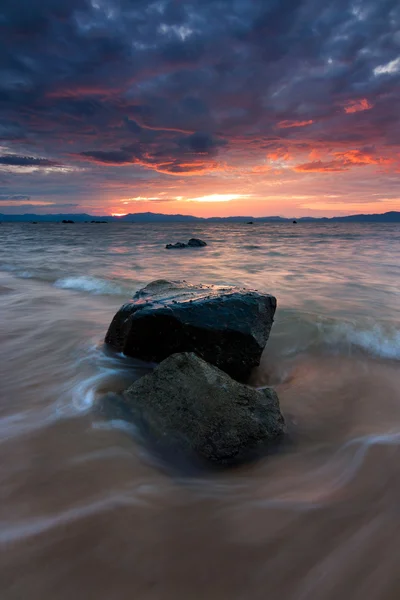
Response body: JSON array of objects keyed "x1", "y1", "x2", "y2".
[
  {"x1": 0, "y1": 155, "x2": 60, "y2": 167},
  {"x1": 0, "y1": 0, "x2": 399, "y2": 182},
  {"x1": 79, "y1": 132, "x2": 225, "y2": 173}
]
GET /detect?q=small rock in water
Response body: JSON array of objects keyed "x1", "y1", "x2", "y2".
[
  {"x1": 166, "y1": 238, "x2": 207, "y2": 249},
  {"x1": 105, "y1": 279, "x2": 276, "y2": 380},
  {"x1": 187, "y1": 238, "x2": 207, "y2": 247},
  {"x1": 166, "y1": 242, "x2": 187, "y2": 249},
  {"x1": 122, "y1": 352, "x2": 286, "y2": 465}
]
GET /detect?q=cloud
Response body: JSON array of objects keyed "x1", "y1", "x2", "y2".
[
  {"x1": 189, "y1": 193, "x2": 250, "y2": 203},
  {"x1": 294, "y1": 160, "x2": 348, "y2": 173},
  {"x1": 121, "y1": 196, "x2": 177, "y2": 203},
  {"x1": 344, "y1": 99, "x2": 373, "y2": 114},
  {"x1": 0, "y1": 155, "x2": 60, "y2": 167},
  {"x1": 0, "y1": 202, "x2": 79, "y2": 214},
  {"x1": 294, "y1": 150, "x2": 394, "y2": 172},
  {"x1": 0, "y1": 194, "x2": 31, "y2": 201},
  {"x1": 374, "y1": 56, "x2": 400, "y2": 75},
  {"x1": 0, "y1": 0, "x2": 399, "y2": 214},
  {"x1": 79, "y1": 132, "x2": 225, "y2": 174},
  {"x1": 277, "y1": 120, "x2": 314, "y2": 128},
  {"x1": 79, "y1": 150, "x2": 133, "y2": 166}
]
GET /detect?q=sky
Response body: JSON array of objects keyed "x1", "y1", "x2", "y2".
[{"x1": 0, "y1": 0, "x2": 400, "y2": 217}]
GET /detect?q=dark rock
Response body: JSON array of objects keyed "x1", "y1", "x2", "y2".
[
  {"x1": 166, "y1": 242, "x2": 187, "y2": 249},
  {"x1": 293, "y1": 220, "x2": 297, "y2": 224},
  {"x1": 91, "y1": 220, "x2": 108, "y2": 223},
  {"x1": 247, "y1": 221, "x2": 254, "y2": 225},
  {"x1": 62, "y1": 219, "x2": 75, "y2": 224},
  {"x1": 105, "y1": 279, "x2": 276, "y2": 380},
  {"x1": 122, "y1": 352, "x2": 285, "y2": 465},
  {"x1": 166, "y1": 239, "x2": 207, "y2": 249},
  {"x1": 187, "y1": 238, "x2": 207, "y2": 247}
]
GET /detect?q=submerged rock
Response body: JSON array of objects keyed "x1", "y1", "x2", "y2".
[
  {"x1": 123, "y1": 352, "x2": 285, "y2": 465},
  {"x1": 166, "y1": 238, "x2": 207, "y2": 249},
  {"x1": 166, "y1": 242, "x2": 187, "y2": 249},
  {"x1": 105, "y1": 279, "x2": 276, "y2": 380},
  {"x1": 187, "y1": 238, "x2": 207, "y2": 247}
]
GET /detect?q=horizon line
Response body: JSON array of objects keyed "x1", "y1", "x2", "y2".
[{"x1": 0, "y1": 209, "x2": 399, "y2": 221}]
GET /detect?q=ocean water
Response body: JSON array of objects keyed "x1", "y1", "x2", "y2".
[{"x1": 1, "y1": 221, "x2": 400, "y2": 600}]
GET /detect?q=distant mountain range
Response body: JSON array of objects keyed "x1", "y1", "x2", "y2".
[{"x1": 0, "y1": 211, "x2": 399, "y2": 223}]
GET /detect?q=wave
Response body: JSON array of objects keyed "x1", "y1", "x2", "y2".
[
  {"x1": 325, "y1": 322, "x2": 400, "y2": 360},
  {"x1": 274, "y1": 313, "x2": 400, "y2": 361},
  {"x1": 54, "y1": 276, "x2": 124, "y2": 295},
  {"x1": 0, "y1": 264, "x2": 35, "y2": 279}
]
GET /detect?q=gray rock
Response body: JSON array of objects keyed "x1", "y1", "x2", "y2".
[
  {"x1": 166, "y1": 238, "x2": 207, "y2": 249},
  {"x1": 123, "y1": 352, "x2": 285, "y2": 465},
  {"x1": 187, "y1": 238, "x2": 207, "y2": 247},
  {"x1": 166, "y1": 242, "x2": 187, "y2": 249},
  {"x1": 105, "y1": 279, "x2": 277, "y2": 380}
]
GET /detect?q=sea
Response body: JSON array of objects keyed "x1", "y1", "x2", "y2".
[{"x1": 1, "y1": 221, "x2": 400, "y2": 600}]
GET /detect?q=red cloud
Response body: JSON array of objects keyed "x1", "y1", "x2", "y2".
[
  {"x1": 267, "y1": 149, "x2": 292, "y2": 161},
  {"x1": 344, "y1": 99, "x2": 373, "y2": 114},
  {"x1": 294, "y1": 150, "x2": 394, "y2": 172},
  {"x1": 277, "y1": 119, "x2": 314, "y2": 128},
  {"x1": 334, "y1": 150, "x2": 393, "y2": 166},
  {"x1": 294, "y1": 160, "x2": 347, "y2": 172}
]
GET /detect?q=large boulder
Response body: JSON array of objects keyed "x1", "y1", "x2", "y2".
[
  {"x1": 122, "y1": 352, "x2": 285, "y2": 465},
  {"x1": 105, "y1": 279, "x2": 277, "y2": 380}
]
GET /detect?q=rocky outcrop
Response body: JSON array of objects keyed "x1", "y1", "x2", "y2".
[
  {"x1": 166, "y1": 242, "x2": 187, "y2": 249},
  {"x1": 122, "y1": 352, "x2": 285, "y2": 465},
  {"x1": 166, "y1": 238, "x2": 207, "y2": 249},
  {"x1": 105, "y1": 279, "x2": 276, "y2": 380},
  {"x1": 187, "y1": 238, "x2": 207, "y2": 247}
]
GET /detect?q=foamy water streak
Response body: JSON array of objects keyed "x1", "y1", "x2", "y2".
[{"x1": 54, "y1": 276, "x2": 126, "y2": 295}]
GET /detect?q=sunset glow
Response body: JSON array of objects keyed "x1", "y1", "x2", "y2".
[
  {"x1": 190, "y1": 194, "x2": 250, "y2": 203},
  {"x1": 0, "y1": 1, "x2": 399, "y2": 218}
]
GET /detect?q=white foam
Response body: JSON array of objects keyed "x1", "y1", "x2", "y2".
[
  {"x1": 54, "y1": 276, "x2": 123, "y2": 295},
  {"x1": 326, "y1": 322, "x2": 400, "y2": 360}
]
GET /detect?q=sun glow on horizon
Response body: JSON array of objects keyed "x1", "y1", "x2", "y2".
[{"x1": 189, "y1": 193, "x2": 251, "y2": 203}]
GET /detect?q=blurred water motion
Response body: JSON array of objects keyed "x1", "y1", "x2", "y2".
[{"x1": 0, "y1": 222, "x2": 400, "y2": 599}]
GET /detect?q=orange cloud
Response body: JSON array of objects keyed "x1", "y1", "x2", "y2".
[
  {"x1": 251, "y1": 164, "x2": 272, "y2": 174},
  {"x1": 294, "y1": 160, "x2": 347, "y2": 172},
  {"x1": 267, "y1": 149, "x2": 292, "y2": 161},
  {"x1": 344, "y1": 98, "x2": 373, "y2": 114},
  {"x1": 309, "y1": 149, "x2": 322, "y2": 161},
  {"x1": 277, "y1": 119, "x2": 314, "y2": 128},
  {"x1": 334, "y1": 150, "x2": 393, "y2": 166},
  {"x1": 294, "y1": 149, "x2": 394, "y2": 172}
]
